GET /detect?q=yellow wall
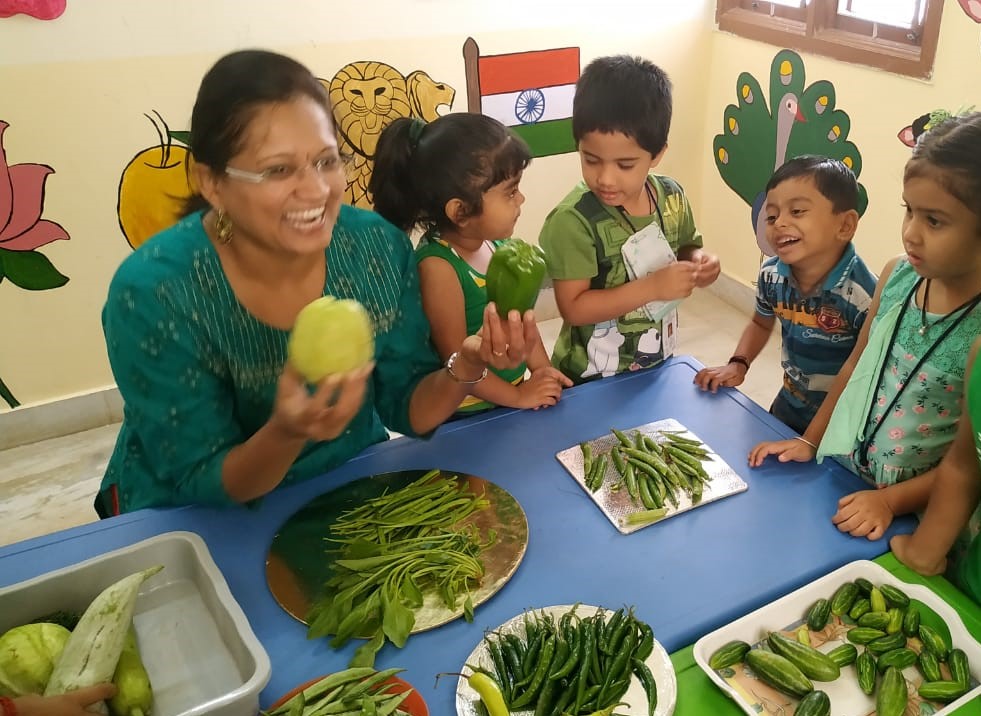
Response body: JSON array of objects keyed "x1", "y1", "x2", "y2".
[
  {"x1": 0, "y1": 0, "x2": 713, "y2": 412},
  {"x1": 700, "y1": 6, "x2": 981, "y2": 288},
  {"x1": 1, "y1": 0, "x2": 975, "y2": 414}
]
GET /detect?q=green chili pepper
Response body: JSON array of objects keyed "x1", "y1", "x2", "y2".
[{"x1": 485, "y1": 238, "x2": 547, "y2": 317}]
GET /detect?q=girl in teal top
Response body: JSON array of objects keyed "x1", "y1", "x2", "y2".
[
  {"x1": 371, "y1": 113, "x2": 571, "y2": 414},
  {"x1": 98, "y1": 51, "x2": 539, "y2": 514}
]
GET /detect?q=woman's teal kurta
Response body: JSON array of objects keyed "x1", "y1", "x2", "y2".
[{"x1": 100, "y1": 206, "x2": 440, "y2": 512}]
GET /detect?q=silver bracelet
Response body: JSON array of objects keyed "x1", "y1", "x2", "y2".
[
  {"x1": 446, "y1": 352, "x2": 488, "y2": 384},
  {"x1": 794, "y1": 436, "x2": 817, "y2": 449}
]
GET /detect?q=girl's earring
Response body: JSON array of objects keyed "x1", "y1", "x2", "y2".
[{"x1": 215, "y1": 210, "x2": 234, "y2": 244}]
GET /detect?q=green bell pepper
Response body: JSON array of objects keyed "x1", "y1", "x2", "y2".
[{"x1": 485, "y1": 239, "x2": 547, "y2": 318}]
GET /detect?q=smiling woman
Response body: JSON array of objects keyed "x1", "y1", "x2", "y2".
[{"x1": 96, "y1": 50, "x2": 541, "y2": 516}]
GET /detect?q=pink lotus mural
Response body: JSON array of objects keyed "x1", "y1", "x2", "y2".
[
  {"x1": 0, "y1": 0, "x2": 66, "y2": 20},
  {"x1": 0, "y1": 120, "x2": 70, "y2": 408}
]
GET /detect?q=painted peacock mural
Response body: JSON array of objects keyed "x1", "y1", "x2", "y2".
[{"x1": 714, "y1": 49, "x2": 867, "y2": 256}]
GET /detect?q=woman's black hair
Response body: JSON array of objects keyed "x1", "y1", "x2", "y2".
[
  {"x1": 905, "y1": 111, "x2": 981, "y2": 221},
  {"x1": 369, "y1": 113, "x2": 531, "y2": 233},
  {"x1": 181, "y1": 49, "x2": 331, "y2": 216}
]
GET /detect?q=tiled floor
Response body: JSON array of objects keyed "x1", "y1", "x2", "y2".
[{"x1": 0, "y1": 289, "x2": 781, "y2": 548}]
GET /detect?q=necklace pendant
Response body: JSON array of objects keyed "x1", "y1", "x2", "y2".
[{"x1": 918, "y1": 325, "x2": 927, "y2": 336}]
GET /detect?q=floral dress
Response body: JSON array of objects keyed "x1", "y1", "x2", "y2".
[{"x1": 846, "y1": 260, "x2": 981, "y2": 486}]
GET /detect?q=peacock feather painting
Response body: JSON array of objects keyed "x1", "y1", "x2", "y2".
[{"x1": 714, "y1": 49, "x2": 867, "y2": 256}]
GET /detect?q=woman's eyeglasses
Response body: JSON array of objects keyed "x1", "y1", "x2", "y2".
[{"x1": 224, "y1": 155, "x2": 342, "y2": 184}]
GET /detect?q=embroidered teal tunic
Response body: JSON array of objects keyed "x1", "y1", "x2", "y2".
[{"x1": 100, "y1": 206, "x2": 440, "y2": 512}]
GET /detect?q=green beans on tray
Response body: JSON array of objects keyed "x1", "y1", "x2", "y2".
[
  {"x1": 469, "y1": 605, "x2": 658, "y2": 715},
  {"x1": 581, "y1": 428, "x2": 715, "y2": 515}
]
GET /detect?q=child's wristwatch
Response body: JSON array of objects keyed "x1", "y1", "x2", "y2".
[{"x1": 728, "y1": 355, "x2": 751, "y2": 371}]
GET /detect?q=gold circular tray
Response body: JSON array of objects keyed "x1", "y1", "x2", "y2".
[{"x1": 265, "y1": 468, "x2": 528, "y2": 634}]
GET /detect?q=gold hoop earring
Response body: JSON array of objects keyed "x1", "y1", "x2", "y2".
[{"x1": 215, "y1": 210, "x2": 233, "y2": 244}]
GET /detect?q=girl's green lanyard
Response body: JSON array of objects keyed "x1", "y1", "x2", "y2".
[{"x1": 855, "y1": 277, "x2": 981, "y2": 470}]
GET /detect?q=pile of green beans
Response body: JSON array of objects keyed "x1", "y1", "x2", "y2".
[
  {"x1": 261, "y1": 667, "x2": 413, "y2": 716},
  {"x1": 582, "y1": 428, "x2": 714, "y2": 509},
  {"x1": 476, "y1": 606, "x2": 658, "y2": 716}
]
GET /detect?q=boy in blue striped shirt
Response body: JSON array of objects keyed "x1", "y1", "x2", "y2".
[{"x1": 694, "y1": 156, "x2": 877, "y2": 434}]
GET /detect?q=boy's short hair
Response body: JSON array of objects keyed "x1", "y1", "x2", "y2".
[
  {"x1": 572, "y1": 55, "x2": 672, "y2": 156},
  {"x1": 765, "y1": 155, "x2": 859, "y2": 213}
]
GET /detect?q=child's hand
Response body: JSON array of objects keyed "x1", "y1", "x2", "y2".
[
  {"x1": 748, "y1": 438, "x2": 815, "y2": 467},
  {"x1": 14, "y1": 684, "x2": 117, "y2": 716},
  {"x1": 694, "y1": 363, "x2": 746, "y2": 392},
  {"x1": 517, "y1": 369, "x2": 566, "y2": 409},
  {"x1": 689, "y1": 249, "x2": 721, "y2": 288},
  {"x1": 890, "y1": 533, "x2": 948, "y2": 576},
  {"x1": 832, "y1": 490, "x2": 894, "y2": 540},
  {"x1": 271, "y1": 362, "x2": 375, "y2": 442},
  {"x1": 649, "y1": 261, "x2": 698, "y2": 301}
]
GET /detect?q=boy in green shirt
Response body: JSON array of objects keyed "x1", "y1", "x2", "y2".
[{"x1": 539, "y1": 55, "x2": 720, "y2": 383}]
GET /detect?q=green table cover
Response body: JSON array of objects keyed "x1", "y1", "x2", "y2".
[{"x1": 670, "y1": 553, "x2": 981, "y2": 715}]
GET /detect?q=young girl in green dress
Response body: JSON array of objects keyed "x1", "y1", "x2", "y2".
[
  {"x1": 371, "y1": 113, "x2": 572, "y2": 415},
  {"x1": 749, "y1": 113, "x2": 981, "y2": 547}
]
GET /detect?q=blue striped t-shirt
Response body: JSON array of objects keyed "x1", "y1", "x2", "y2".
[{"x1": 756, "y1": 243, "x2": 877, "y2": 426}]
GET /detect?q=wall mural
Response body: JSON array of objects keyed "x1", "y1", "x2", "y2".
[
  {"x1": 325, "y1": 61, "x2": 455, "y2": 207},
  {"x1": 117, "y1": 112, "x2": 195, "y2": 250},
  {"x1": 713, "y1": 49, "x2": 866, "y2": 257},
  {"x1": 0, "y1": 0, "x2": 65, "y2": 19},
  {"x1": 959, "y1": 0, "x2": 981, "y2": 22},
  {"x1": 463, "y1": 37, "x2": 578, "y2": 158},
  {"x1": 0, "y1": 120, "x2": 70, "y2": 408}
]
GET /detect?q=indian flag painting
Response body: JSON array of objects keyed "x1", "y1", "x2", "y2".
[{"x1": 463, "y1": 37, "x2": 579, "y2": 157}]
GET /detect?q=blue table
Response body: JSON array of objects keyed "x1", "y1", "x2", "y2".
[{"x1": 0, "y1": 357, "x2": 914, "y2": 712}]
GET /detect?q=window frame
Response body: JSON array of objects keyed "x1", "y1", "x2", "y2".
[{"x1": 715, "y1": 0, "x2": 944, "y2": 79}]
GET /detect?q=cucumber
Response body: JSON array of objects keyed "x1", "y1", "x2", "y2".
[
  {"x1": 885, "y1": 607, "x2": 904, "y2": 634},
  {"x1": 854, "y1": 577, "x2": 874, "y2": 595},
  {"x1": 857, "y1": 612, "x2": 891, "y2": 630},
  {"x1": 708, "y1": 640, "x2": 751, "y2": 670},
  {"x1": 856, "y1": 650, "x2": 876, "y2": 695},
  {"x1": 876, "y1": 647, "x2": 917, "y2": 672},
  {"x1": 848, "y1": 598, "x2": 871, "y2": 621},
  {"x1": 870, "y1": 587, "x2": 888, "y2": 613},
  {"x1": 745, "y1": 649, "x2": 813, "y2": 698},
  {"x1": 806, "y1": 598, "x2": 831, "y2": 631},
  {"x1": 767, "y1": 632, "x2": 840, "y2": 681},
  {"x1": 918, "y1": 649, "x2": 942, "y2": 682},
  {"x1": 795, "y1": 626, "x2": 811, "y2": 646},
  {"x1": 866, "y1": 631, "x2": 907, "y2": 655},
  {"x1": 918, "y1": 625, "x2": 949, "y2": 662},
  {"x1": 949, "y1": 648, "x2": 970, "y2": 689},
  {"x1": 793, "y1": 689, "x2": 830, "y2": 716},
  {"x1": 877, "y1": 666, "x2": 908, "y2": 716},
  {"x1": 829, "y1": 582, "x2": 859, "y2": 616},
  {"x1": 918, "y1": 679, "x2": 969, "y2": 702},
  {"x1": 879, "y1": 584, "x2": 910, "y2": 608},
  {"x1": 826, "y1": 643, "x2": 857, "y2": 667},
  {"x1": 901, "y1": 606, "x2": 920, "y2": 637},
  {"x1": 846, "y1": 627, "x2": 885, "y2": 645},
  {"x1": 45, "y1": 566, "x2": 163, "y2": 697}
]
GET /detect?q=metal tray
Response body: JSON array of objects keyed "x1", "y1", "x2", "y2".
[
  {"x1": 693, "y1": 559, "x2": 981, "y2": 715},
  {"x1": 266, "y1": 468, "x2": 528, "y2": 633},
  {"x1": 556, "y1": 418, "x2": 748, "y2": 534}
]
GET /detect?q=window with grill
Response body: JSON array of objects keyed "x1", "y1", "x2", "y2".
[{"x1": 716, "y1": 0, "x2": 943, "y2": 78}]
